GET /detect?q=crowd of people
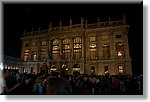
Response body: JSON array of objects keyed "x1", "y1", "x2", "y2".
[{"x1": 0, "y1": 71, "x2": 143, "y2": 95}]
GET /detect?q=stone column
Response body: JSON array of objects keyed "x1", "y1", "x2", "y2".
[
  {"x1": 125, "y1": 61, "x2": 132, "y2": 75},
  {"x1": 80, "y1": 63, "x2": 84, "y2": 74},
  {"x1": 59, "y1": 39, "x2": 63, "y2": 59},
  {"x1": 28, "y1": 39, "x2": 32, "y2": 62},
  {"x1": 49, "y1": 40, "x2": 52, "y2": 59},
  {"x1": 98, "y1": 63, "x2": 104, "y2": 75},
  {"x1": 46, "y1": 39, "x2": 49, "y2": 60},
  {"x1": 124, "y1": 34, "x2": 130, "y2": 59},
  {"x1": 110, "y1": 62, "x2": 116, "y2": 75},
  {"x1": 109, "y1": 32, "x2": 115, "y2": 60},
  {"x1": 84, "y1": 63, "x2": 89, "y2": 74},
  {"x1": 96, "y1": 32, "x2": 99, "y2": 60},
  {"x1": 46, "y1": 38, "x2": 50, "y2": 70},
  {"x1": 36, "y1": 38, "x2": 40, "y2": 73},
  {"x1": 98, "y1": 33, "x2": 103, "y2": 60},
  {"x1": 113, "y1": 35, "x2": 117, "y2": 59},
  {"x1": 82, "y1": 36, "x2": 85, "y2": 60},
  {"x1": 70, "y1": 38, "x2": 74, "y2": 59},
  {"x1": 68, "y1": 62, "x2": 72, "y2": 75}
]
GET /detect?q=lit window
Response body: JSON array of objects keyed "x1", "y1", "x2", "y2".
[
  {"x1": 62, "y1": 64, "x2": 67, "y2": 68},
  {"x1": 53, "y1": 39, "x2": 59, "y2": 45},
  {"x1": 42, "y1": 41, "x2": 46, "y2": 45},
  {"x1": 53, "y1": 46, "x2": 59, "y2": 50},
  {"x1": 24, "y1": 50, "x2": 29, "y2": 61},
  {"x1": 116, "y1": 35, "x2": 122, "y2": 39},
  {"x1": 90, "y1": 37, "x2": 96, "y2": 41},
  {"x1": 50, "y1": 68, "x2": 57, "y2": 71},
  {"x1": 32, "y1": 42, "x2": 36, "y2": 46},
  {"x1": 33, "y1": 54, "x2": 37, "y2": 61},
  {"x1": 52, "y1": 39, "x2": 60, "y2": 60},
  {"x1": 25, "y1": 50, "x2": 29, "y2": 52},
  {"x1": 73, "y1": 68, "x2": 80, "y2": 71},
  {"x1": 62, "y1": 38, "x2": 71, "y2": 59},
  {"x1": 102, "y1": 43, "x2": 110, "y2": 59},
  {"x1": 74, "y1": 37, "x2": 81, "y2": 43},
  {"x1": 73, "y1": 37, "x2": 82, "y2": 59},
  {"x1": 74, "y1": 44, "x2": 81, "y2": 48},
  {"x1": 91, "y1": 66, "x2": 95, "y2": 73},
  {"x1": 64, "y1": 45, "x2": 70, "y2": 49},
  {"x1": 89, "y1": 43, "x2": 97, "y2": 60},
  {"x1": 89, "y1": 44, "x2": 97, "y2": 48},
  {"x1": 117, "y1": 42, "x2": 123, "y2": 46},
  {"x1": 104, "y1": 66, "x2": 109, "y2": 74},
  {"x1": 118, "y1": 65, "x2": 123, "y2": 73}
]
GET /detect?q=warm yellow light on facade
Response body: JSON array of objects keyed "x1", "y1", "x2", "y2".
[
  {"x1": 118, "y1": 51, "x2": 122, "y2": 57},
  {"x1": 5, "y1": 66, "x2": 7, "y2": 69},
  {"x1": 104, "y1": 70, "x2": 109, "y2": 74},
  {"x1": 73, "y1": 68, "x2": 80, "y2": 71},
  {"x1": 50, "y1": 68, "x2": 57, "y2": 71},
  {"x1": 90, "y1": 44, "x2": 96, "y2": 48},
  {"x1": 25, "y1": 50, "x2": 29, "y2": 52}
]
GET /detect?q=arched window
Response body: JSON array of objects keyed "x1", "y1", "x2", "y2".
[
  {"x1": 25, "y1": 43, "x2": 29, "y2": 47},
  {"x1": 73, "y1": 64, "x2": 80, "y2": 74},
  {"x1": 73, "y1": 37, "x2": 82, "y2": 59},
  {"x1": 24, "y1": 49, "x2": 29, "y2": 61},
  {"x1": 89, "y1": 36, "x2": 97, "y2": 60},
  {"x1": 102, "y1": 43, "x2": 110, "y2": 60},
  {"x1": 118, "y1": 65, "x2": 124, "y2": 74},
  {"x1": 52, "y1": 39, "x2": 59, "y2": 60},
  {"x1": 31, "y1": 48, "x2": 37, "y2": 62},
  {"x1": 62, "y1": 38, "x2": 71, "y2": 59},
  {"x1": 89, "y1": 43, "x2": 97, "y2": 60},
  {"x1": 116, "y1": 42, "x2": 124, "y2": 59}
]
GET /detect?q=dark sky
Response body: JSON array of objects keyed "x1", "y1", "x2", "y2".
[{"x1": 3, "y1": 2, "x2": 143, "y2": 75}]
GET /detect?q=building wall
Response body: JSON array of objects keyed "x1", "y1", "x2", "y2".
[{"x1": 20, "y1": 17, "x2": 132, "y2": 75}]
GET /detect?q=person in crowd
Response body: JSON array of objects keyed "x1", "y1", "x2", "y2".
[
  {"x1": 112, "y1": 75, "x2": 121, "y2": 95},
  {"x1": 79, "y1": 74, "x2": 97, "y2": 95},
  {"x1": 78, "y1": 74, "x2": 88, "y2": 94},
  {"x1": 16, "y1": 72, "x2": 20, "y2": 83},
  {"x1": 45, "y1": 77, "x2": 72, "y2": 95},
  {"x1": 32, "y1": 77, "x2": 44, "y2": 95},
  {"x1": 1, "y1": 70, "x2": 143, "y2": 95}
]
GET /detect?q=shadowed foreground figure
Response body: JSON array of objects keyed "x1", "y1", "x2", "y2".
[{"x1": 45, "y1": 77, "x2": 72, "y2": 95}]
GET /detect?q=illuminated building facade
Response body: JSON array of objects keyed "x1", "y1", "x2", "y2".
[
  {"x1": 20, "y1": 16, "x2": 132, "y2": 75},
  {"x1": 2, "y1": 55, "x2": 22, "y2": 73}
]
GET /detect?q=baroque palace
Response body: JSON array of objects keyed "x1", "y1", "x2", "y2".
[{"x1": 20, "y1": 15, "x2": 132, "y2": 75}]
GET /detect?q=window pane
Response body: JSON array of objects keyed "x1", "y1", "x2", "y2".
[
  {"x1": 116, "y1": 35, "x2": 122, "y2": 38},
  {"x1": 90, "y1": 37, "x2": 96, "y2": 41}
]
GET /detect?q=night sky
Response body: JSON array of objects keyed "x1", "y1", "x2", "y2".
[{"x1": 3, "y1": 2, "x2": 143, "y2": 75}]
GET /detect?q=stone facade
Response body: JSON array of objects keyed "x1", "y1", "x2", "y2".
[
  {"x1": 2, "y1": 55, "x2": 22, "y2": 73},
  {"x1": 20, "y1": 16, "x2": 132, "y2": 75}
]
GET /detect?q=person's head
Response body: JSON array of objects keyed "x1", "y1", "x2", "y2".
[
  {"x1": 45, "y1": 77, "x2": 72, "y2": 95},
  {"x1": 89, "y1": 75, "x2": 97, "y2": 84},
  {"x1": 82, "y1": 74, "x2": 88, "y2": 81}
]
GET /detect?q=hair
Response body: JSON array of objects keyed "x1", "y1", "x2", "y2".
[{"x1": 45, "y1": 77, "x2": 72, "y2": 95}]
